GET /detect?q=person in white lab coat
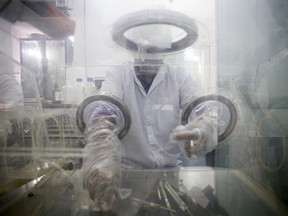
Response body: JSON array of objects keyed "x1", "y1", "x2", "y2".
[
  {"x1": 100, "y1": 58, "x2": 218, "y2": 168},
  {"x1": 81, "y1": 57, "x2": 218, "y2": 211},
  {"x1": 81, "y1": 24, "x2": 218, "y2": 211}
]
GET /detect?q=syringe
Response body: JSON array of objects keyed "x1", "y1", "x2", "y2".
[
  {"x1": 159, "y1": 180, "x2": 173, "y2": 216},
  {"x1": 163, "y1": 181, "x2": 194, "y2": 216},
  {"x1": 130, "y1": 197, "x2": 176, "y2": 212}
]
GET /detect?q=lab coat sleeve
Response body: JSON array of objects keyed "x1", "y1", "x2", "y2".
[
  {"x1": 82, "y1": 113, "x2": 130, "y2": 211},
  {"x1": 81, "y1": 65, "x2": 127, "y2": 134},
  {"x1": 100, "y1": 66, "x2": 124, "y2": 100},
  {"x1": 178, "y1": 68, "x2": 203, "y2": 110},
  {"x1": 82, "y1": 66, "x2": 125, "y2": 131},
  {"x1": 172, "y1": 68, "x2": 218, "y2": 160},
  {"x1": 0, "y1": 74, "x2": 24, "y2": 108},
  {"x1": 81, "y1": 67, "x2": 131, "y2": 210}
]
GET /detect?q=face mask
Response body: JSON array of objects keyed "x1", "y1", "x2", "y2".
[
  {"x1": 134, "y1": 58, "x2": 164, "y2": 75},
  {"x1": 134, "y1": 58, "x2": 164, "y2": 65}
]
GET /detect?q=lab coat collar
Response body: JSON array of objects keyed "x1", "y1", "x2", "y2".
[
  {"x1": 131, "y1": 65, "x2": 146, "y2": 96},
  {"x1": 147, "y1": 65, "x2": 167, "y2": 95},
  {"x1": 130, "y1": 63, "x2": 168, "y2": 96}
]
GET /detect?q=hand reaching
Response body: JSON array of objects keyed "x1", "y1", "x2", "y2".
[{"x1": 170, "y1": 115, "x2": 217, "y2": 160}]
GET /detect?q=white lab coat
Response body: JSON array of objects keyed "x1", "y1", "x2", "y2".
[
  {"x1": 101, "y1": 62, "x2": 202, "y2": 169},
  {"x1": 0, "y1": 74, "x2": 24, "y2": 108}
]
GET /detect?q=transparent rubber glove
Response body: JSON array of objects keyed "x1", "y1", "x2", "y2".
[
  {"x1": 170, "y1": 114, "x2": 218, "y2": 160},
  {"x1": 82, "y1": 107, "x2": 130, "y2": 211}
]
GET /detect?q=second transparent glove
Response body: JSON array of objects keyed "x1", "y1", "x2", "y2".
[{"x1": 170, "y1": 114, "x2": 217, "y2": 160}]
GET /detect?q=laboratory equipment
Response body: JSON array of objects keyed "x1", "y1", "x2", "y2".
[
  {"x1": 0, "y1": 0, "x2": 288, "y2": 215},
  {"x1": 2, "y1": 168, "x2": 288, "y2": 216},
  {"x1": 84, "y1": 77, "x2": 97, "y2": 98},
  {"x1": 181, "y1": 93, "x2": 238, "y2": 142},
  {"x1": 19, "y1": 36, "x2": 74, "y2": 105},
  {"x1": 76, "y1": 95, "x2": 131, "y2": 139},
  {"x1": 112, "y1": 9, "x2": 198, "y2": 55},
  {"x1": 130, "y1": 197, "x2": 176, "y2": 212},
  {"x1": 74, "y1": 78, "x2": 84, "y2": 104},
  {"x1": 61, "y1": 80, "x2": 74, "y2": 104},
  {"x1": 163, "y1": 180, "x2": 192, "y2": 215},
  {"x1": 159, "y1": 180, "x2": 173, "y2": 216}
]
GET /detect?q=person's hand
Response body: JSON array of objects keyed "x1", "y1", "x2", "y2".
[
  {"x1": 170, "y1": 115, "x2": 217, "y2": 159},
  {"x1": 82, "y1": 128, "x2": 121, "y2": 210},
  {"x1": 83, "y1": 165, "x2": 120, "y2": 211}
]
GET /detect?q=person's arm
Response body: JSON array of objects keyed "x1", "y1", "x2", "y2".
[
  {"x1": 170, "y1": 68, "x2": 218, "y2": 160},
  {"x1": 0, "y1": 74, "x2": 23, "y2": 109},
  {"x1": 178, "y1": 67, "x2": 202, "y2": 109},
  {"x1": 100, "y1": 66, "x2": 124, "y2": 99},
  {"x1": 82, "y1": 65, "x2": 126, "y2": 135},
  {"x1": 81, "y1": 66, "x2": 129, "y2": 211},
  {"x1": 83, "y1": 101, "x2": 125, "y2": 134},
  {"x1": 170, "y1": 113, "x2": 218, "y2": 160},
  {"x1": 82, "y1": 116, "x2": 123, "y2": 211}
]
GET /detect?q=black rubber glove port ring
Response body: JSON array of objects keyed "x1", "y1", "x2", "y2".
[
  {"x1": 181, "y1": 95, "x2": 237, "y2": 142},
  {"x1": 76, "y1": 95, "x2": 131, "y2": 140}
]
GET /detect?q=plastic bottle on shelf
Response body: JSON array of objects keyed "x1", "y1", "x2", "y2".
[
  {"x1": 61, "y1": 80, "x2": 74, "y2": 104},
  {"x1": 84, "y1": 77, "x2": 97, "y2": 98},
  {"x1": 74, "y1": 78, "x2": 84, "y2": 104}
]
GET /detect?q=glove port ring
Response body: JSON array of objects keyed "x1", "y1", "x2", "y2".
[
  {"x1": 76, "y1": 95, "x2": 131, "y2": 140},
  {"x1": 181, "y1": 95, "x2": 237, "y2": 142}
]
